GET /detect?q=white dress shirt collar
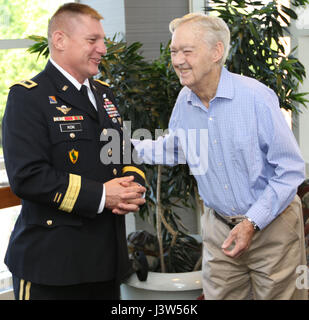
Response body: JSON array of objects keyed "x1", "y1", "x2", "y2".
[
  {"x1": 49, "y1": 58, "x2": 97, "y2": 109},
  {"x1": 49, "y1": 57, "x2": 90, "y2": 90}
]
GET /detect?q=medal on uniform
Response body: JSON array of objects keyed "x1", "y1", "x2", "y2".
[
  {"x1": 103, "y1": 98, "x2": 120, "y2": 119},
  {"x1": 69, "y1": 149, "x2": 79, "y2": 164},
  {"x1": 53, "y1": 115, "x2": 84, "y2": 122}
]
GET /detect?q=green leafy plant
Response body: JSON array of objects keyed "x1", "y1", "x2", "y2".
[
  {"x1": 205, "y1": 0, "x2": 309, "y2": 113},
  {"x1": 27, "y1": 35, "x2": 49, "y2": 60},
  {"x1": 99, "y1": 39, "x2": 202, "y2": 273}
]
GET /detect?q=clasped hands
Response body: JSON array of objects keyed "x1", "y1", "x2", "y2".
[{"x1": 104, "y1": 176, "x2": 146, "y2": 215}]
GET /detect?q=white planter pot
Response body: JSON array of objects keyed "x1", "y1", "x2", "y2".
[{"x1": 121, "y1": 270, "x2": 203, "y2": 300}]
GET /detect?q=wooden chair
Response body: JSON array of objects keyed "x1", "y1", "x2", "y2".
[
  {"x1": 0, "y1": 186, "x2": 21, "y2": 209},
  {"x1": 297, "y1": 180, "x2": 309, "y2": 237}
]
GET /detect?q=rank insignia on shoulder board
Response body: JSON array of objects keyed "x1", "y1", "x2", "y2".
[
  {"x1": 57, "y1": 105, "x2": 72, "y2": 115},
  {"x1": 10, "y1": 79, "x2": 38, "y2": 89},
  {"x1": 69, "y1": 149, "x2": 79, "y2": 164}
]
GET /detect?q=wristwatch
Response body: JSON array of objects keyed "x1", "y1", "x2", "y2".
[{"x1": 246, "y1": 218, "x2": 260, "y2": 231}]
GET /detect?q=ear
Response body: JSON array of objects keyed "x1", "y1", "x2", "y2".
[
  {"x1": 213, "y1": 41, "x2": 224, "y2": 63},
  {"x1": 51, "y1": 30, "x2": 66, "y2": 51}
]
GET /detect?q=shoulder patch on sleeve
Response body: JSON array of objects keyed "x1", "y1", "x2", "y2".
[
  {"x1": 94, "y1": 79, "x2": 110, "y2": 87},
  {"x1": 10, "y1": 79, "x2": 38, "y2": 89}
]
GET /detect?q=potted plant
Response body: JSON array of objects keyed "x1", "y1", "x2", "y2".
[
  {"x1": 205, "y1": 0, "x2": 309, "y2": 113},
  {"x1": 99, "y1": 39, "x2": 204, "y2": 299}
]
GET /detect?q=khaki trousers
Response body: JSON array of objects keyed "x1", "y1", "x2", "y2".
[{"x1": 201, "y1": 195, "x2": 308, "y2": 300}]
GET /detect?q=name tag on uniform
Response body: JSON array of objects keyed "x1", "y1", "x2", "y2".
[{"x1": 60, "y1": 123, "x2": 82, "y2": 132}]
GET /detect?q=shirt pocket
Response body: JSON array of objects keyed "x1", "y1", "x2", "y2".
[
  {"x1": 229, "y1": 136, "x2": 260, "y2": 188},
  {"x1": 49, "y1": 122, "x2": 97, "y2": 174}
]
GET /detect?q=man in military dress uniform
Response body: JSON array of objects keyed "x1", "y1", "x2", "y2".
[{"x1": 2, "y1": 3, "x2": 146, "y2": 300}]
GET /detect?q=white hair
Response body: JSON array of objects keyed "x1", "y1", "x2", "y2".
[{"x1": 169, "y1": 13, "x2": 230, "y2": 65}]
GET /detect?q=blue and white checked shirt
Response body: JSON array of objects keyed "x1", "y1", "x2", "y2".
[{"x1": 133, "y1": 67, "x2": 305, "y2": 229}]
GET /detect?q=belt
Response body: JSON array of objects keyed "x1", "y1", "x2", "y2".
[{"x1": 213, "y1": 210, "x2": 237, "y2": 230}]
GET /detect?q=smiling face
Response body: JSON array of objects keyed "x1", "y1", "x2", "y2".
[
  {"x1": 170, "y1": 22, "x2": 223, "y2": 95},
  {"x1": 51, "y1": 14, "x2": 106, "y2": 83}
]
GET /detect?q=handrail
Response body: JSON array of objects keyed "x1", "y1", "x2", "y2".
[
  {"x1": 0, "y1": 185, "x2": 307, "y2": 234},
  {"x1": 0, "y1": 186, "x2": 21, "y2": 209},
  {"x1": 298, "y1": 182, "x2": 309, "y2": 237}
]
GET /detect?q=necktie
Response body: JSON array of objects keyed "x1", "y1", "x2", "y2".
[
  {"x1": 80, "y1": 84, "x2": 97, "y2": 115},
  {"x1": 80, "y1": 84, "x2": 105, "y2": 124},
  {"x1": 80, "y1": 84, "x2": 89, "y2": 98}
]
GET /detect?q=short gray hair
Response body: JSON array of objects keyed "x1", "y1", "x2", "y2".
[{"x1": 169, "y1": 13, "x2": 230, "y2": 65}]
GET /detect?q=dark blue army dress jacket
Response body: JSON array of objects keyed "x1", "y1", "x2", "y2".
[{"x1": 2, "y1": 61, "x2": 145, "y2": 286}]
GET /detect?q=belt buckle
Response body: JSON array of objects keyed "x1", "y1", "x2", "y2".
[{"x1": 214, "y1": 211, "x2": 235, "y2": 230}]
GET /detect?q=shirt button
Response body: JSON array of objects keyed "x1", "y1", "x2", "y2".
[
  {"x1": 103, "y1": 128, "x2": 108, "y2": 135},
  {"x1": 70, "y1": 133, "x2": 75, "y2": 139},
  {"x1": 224, "y1": 184, "x2": 228, "y2": 190},
  {"x1": 218, "y1": 162, "x2": 222, "y2": 166},
  {"x1": 232, "y1": 208, "x2": 236, "y2": 212},
  {"x1": 209, "y1": 117, "x2": 213, "y2": 120},
  {"x1": 46, "y1": 220, "x2": 53, "y2": 226},
  {"x1": 113, "y1": 168, "x2": 117, "y2": 175},
  {"x1": 214, "y1": 139, "x2": 217, "y2": 144}
]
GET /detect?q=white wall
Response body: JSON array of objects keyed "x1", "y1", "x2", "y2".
[
  {"x1": 189, "y1": 0, "x2": 205, "y2": 12},
  {"x1": 82, "y1": 0, "x2": 126, "y2": 40},
  {"x1": 291, "y1": 4, "x2": 309, "y2": 178},
  {"x1": 297, "y1": 36, "x2": 309, "y2": 177},
  {"x1": 124, "y1": 0, "x2": 189, "y2": 60}
]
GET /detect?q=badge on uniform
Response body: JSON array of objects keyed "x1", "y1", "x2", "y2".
[
  {"x1": 57, "y1": 105, "x2": 72, "y2": 115},
  {"x1": 69, "y1": 149, "x2": 79, "y2": 164},
  {"x1": 49, "y1": 96, "x2": 57, "y2": 104}
]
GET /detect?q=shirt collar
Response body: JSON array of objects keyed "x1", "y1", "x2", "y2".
[
  {"x1": 186, "y1": 67, "x2": 234, "y2": 106},
  {"x1": 215, "y1": 67, "x2": 234, "y2": 100},
  {"x1": 49, "y1": 58, "x2": 90, "y2": 91}
]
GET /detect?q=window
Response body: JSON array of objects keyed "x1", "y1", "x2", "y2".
[
  {"x1": 0, "y1": 0, "x2": 71, "y2": 296},
  {"x1": 0, "y1": 206, "x2": 19, "y2": 293},
  {"x1": 0, "y1": 0, "x2": 71, "y2": 124}
]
